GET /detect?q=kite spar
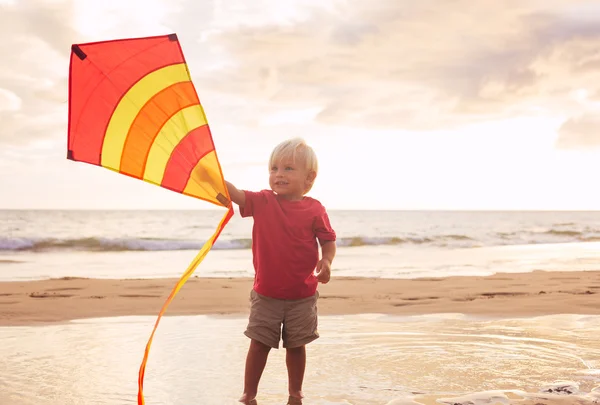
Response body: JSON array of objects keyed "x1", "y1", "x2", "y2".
[{"x1": 67, "y1": 33, "x2": 233, "y2": 404}]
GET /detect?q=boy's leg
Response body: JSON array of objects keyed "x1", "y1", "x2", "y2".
[
  {"x1": 282, "y1": 292, "x2": 320, "y2": 403},
  {"x1": 241, "y1": 290, "x2": 285, "y2": 403},
  {"x1": 239, "y1": 339, "x2": 272, "y2": 404},
  {"x1": 286, "y1": 345, "x2": 306, "y2": 399}
]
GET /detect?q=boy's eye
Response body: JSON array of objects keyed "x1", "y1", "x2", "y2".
[{"x1": 285, "y1": 166, "x2": 293, "y2": 171}]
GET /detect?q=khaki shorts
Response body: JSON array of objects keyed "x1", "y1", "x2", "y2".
[{"x1": 244, "y1": 289, "x2": 320, "y2": 349}]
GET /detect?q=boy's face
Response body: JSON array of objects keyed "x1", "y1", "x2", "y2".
[{"x1": 269, "y1": 156, "x2": 315, "y2": 200}]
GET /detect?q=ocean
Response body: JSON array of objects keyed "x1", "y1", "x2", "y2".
[{"x1": 2, "y1": 209, "x2": 600, "y2": 281}]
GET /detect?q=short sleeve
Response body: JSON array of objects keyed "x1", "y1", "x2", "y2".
[
  {"x1": 239, "y1": 190, "x2": 269, "y2": 218},
  {"x1": 313, "y1": 207, "x2": 336, "y2": 245}
]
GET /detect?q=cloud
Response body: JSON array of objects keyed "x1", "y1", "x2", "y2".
[
  {"x1": 556, "y1": 112, "x2": 600, "y2": 149},
  {"x1": 0, "y1": 88, "x2": 22, "y2": 111},
  {"x1": 0, "y1": 0, "x2": 75, "y2": 145},
  {"x1": 191, "y1": 0, "x2": 600, "y2": 133},
  {"x1": 4, "y1": 0, "x2": 600, "y2": 150},
  {"x1": 0, "y1": 0, "x2": 179, "y2": 146}
]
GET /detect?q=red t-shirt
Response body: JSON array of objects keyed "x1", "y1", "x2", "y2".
[{"x1": 239, "y1": 189, "x2": 336, "y2": 299}]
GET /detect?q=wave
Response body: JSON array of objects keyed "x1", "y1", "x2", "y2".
[
  {"x1": 2, "y1": 227, "x2": 600, "y2": 253},
  {"x1": 0, "y1": 237, "x2": 252, "y2": 253},
  {"x1": 1, "y1": 235, "x2": 473, "y2": 252}
]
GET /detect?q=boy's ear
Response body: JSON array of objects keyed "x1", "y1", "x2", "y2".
[{"x1": 306, "y1": 170, "x2": 317, "y2": 183}]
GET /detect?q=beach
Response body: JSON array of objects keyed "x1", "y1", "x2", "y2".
[
  {"x1": 2, "y1": 272, "x2": 600, "y2": 405},
  {"x1": 1, "y1": 270, "x2": 599, "y2": 326},
  {"x1": 2, "y1": 275, "x2": 600, "y2": 405},
  {"x1": 3, "y1": 210, "x2": 600, "y2": 404}
]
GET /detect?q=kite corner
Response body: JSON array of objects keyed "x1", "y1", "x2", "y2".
[{"x1": 71, "y1": 44, "x2": 87, "y2": 60}]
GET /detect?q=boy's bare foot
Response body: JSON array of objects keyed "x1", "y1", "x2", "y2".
[
  {"x1": 287, "y1": 395, "x2": 302, "y2": 405},
  {"x1": 239, "y1": 394, "x2": 257, "y2": 405}
]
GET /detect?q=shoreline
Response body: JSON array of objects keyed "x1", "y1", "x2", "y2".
[{"x1": 1, "y1": 270, "x2": 599, "y2": 326}]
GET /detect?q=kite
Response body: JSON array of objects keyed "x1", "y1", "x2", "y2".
[{"x1": 67, "y1": 33, "x2": 233, "y2": 404}]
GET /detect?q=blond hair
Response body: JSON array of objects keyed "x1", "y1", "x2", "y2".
[{"x1": 269, "y1": 137, "x2": 318, "y2": 193}]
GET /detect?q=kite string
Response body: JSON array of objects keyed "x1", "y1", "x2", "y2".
[{"x1": 138, "y1": 205, "x2": 234, "y2": 405}]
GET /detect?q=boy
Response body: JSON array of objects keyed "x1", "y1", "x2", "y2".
[{"x1": 225, "y1": 137, "x2": 337, "y2": 405}]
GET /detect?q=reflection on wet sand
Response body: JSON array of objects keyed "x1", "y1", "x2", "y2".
[{"x1": 1, "y1": 314, "x2": 599, "y2": 405}]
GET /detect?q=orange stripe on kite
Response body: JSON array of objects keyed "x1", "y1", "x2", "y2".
[
  {"x1": 161, "y1": 126, "x2": 214, "y2": 193},
  {"x1": 120, "y1": 81, "x2": 200, "y2": 178}
]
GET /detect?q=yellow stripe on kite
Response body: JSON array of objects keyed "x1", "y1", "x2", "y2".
[
  {"x1": 182, "y1": 150, "x2": 227, "y2": 205},
  {"x1": 101, "y1": 63, "x2": 191, "y2": 171},
  {"x1": 143, "y1": 105, "x2": 208, "y2": 185}
]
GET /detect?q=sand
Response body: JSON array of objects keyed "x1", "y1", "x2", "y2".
[{"x1": 0, "y1": 270, "x2": 599, "y2": 326}]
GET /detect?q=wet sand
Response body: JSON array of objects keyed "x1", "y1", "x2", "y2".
[{"x1": 1, "y1": 270, "x2": 599, "y2": 326}]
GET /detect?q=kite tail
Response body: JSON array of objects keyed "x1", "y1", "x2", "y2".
[{"x1": 137, "y1": 206, "x2": 234, "y2": 405}]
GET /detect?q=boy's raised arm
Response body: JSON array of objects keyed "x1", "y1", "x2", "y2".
[{"x1": 225, "y1": 181, "x2": 246, "y2": 207}]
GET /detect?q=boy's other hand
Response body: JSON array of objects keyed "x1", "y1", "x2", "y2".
[{"x1": 315, "y1": 259, "x2": 331, "y2": 284}]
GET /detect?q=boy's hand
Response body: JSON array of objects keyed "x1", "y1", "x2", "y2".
[
  {"x1": 225, "y1": 180, "x2": 246, "y2": 207},
  {"x1": 315, "y1": 258, "x2": 331, "y2": 284}
]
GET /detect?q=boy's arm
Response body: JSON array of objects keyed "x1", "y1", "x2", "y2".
[
  {"x1": 225, "y1": 181, "x2": 246, "y2": 207},
  {"x1": 321, "y1": 240, "x2": 337, "y2": 264},
  {"x1": 316, "y1": 240, "x2": 336, "y2": 284}
]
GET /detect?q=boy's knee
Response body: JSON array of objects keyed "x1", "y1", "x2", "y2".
[
  {"x1": 285, "y1": 345, "x2": 306, "y2": 353},
  {"x1": 250, "y1": 339, "x2": 272, "y2": 353}
]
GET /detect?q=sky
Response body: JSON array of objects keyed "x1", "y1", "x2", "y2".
[{"x1": 2, "y1": 0, "x2": 600, "y2": 210}]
